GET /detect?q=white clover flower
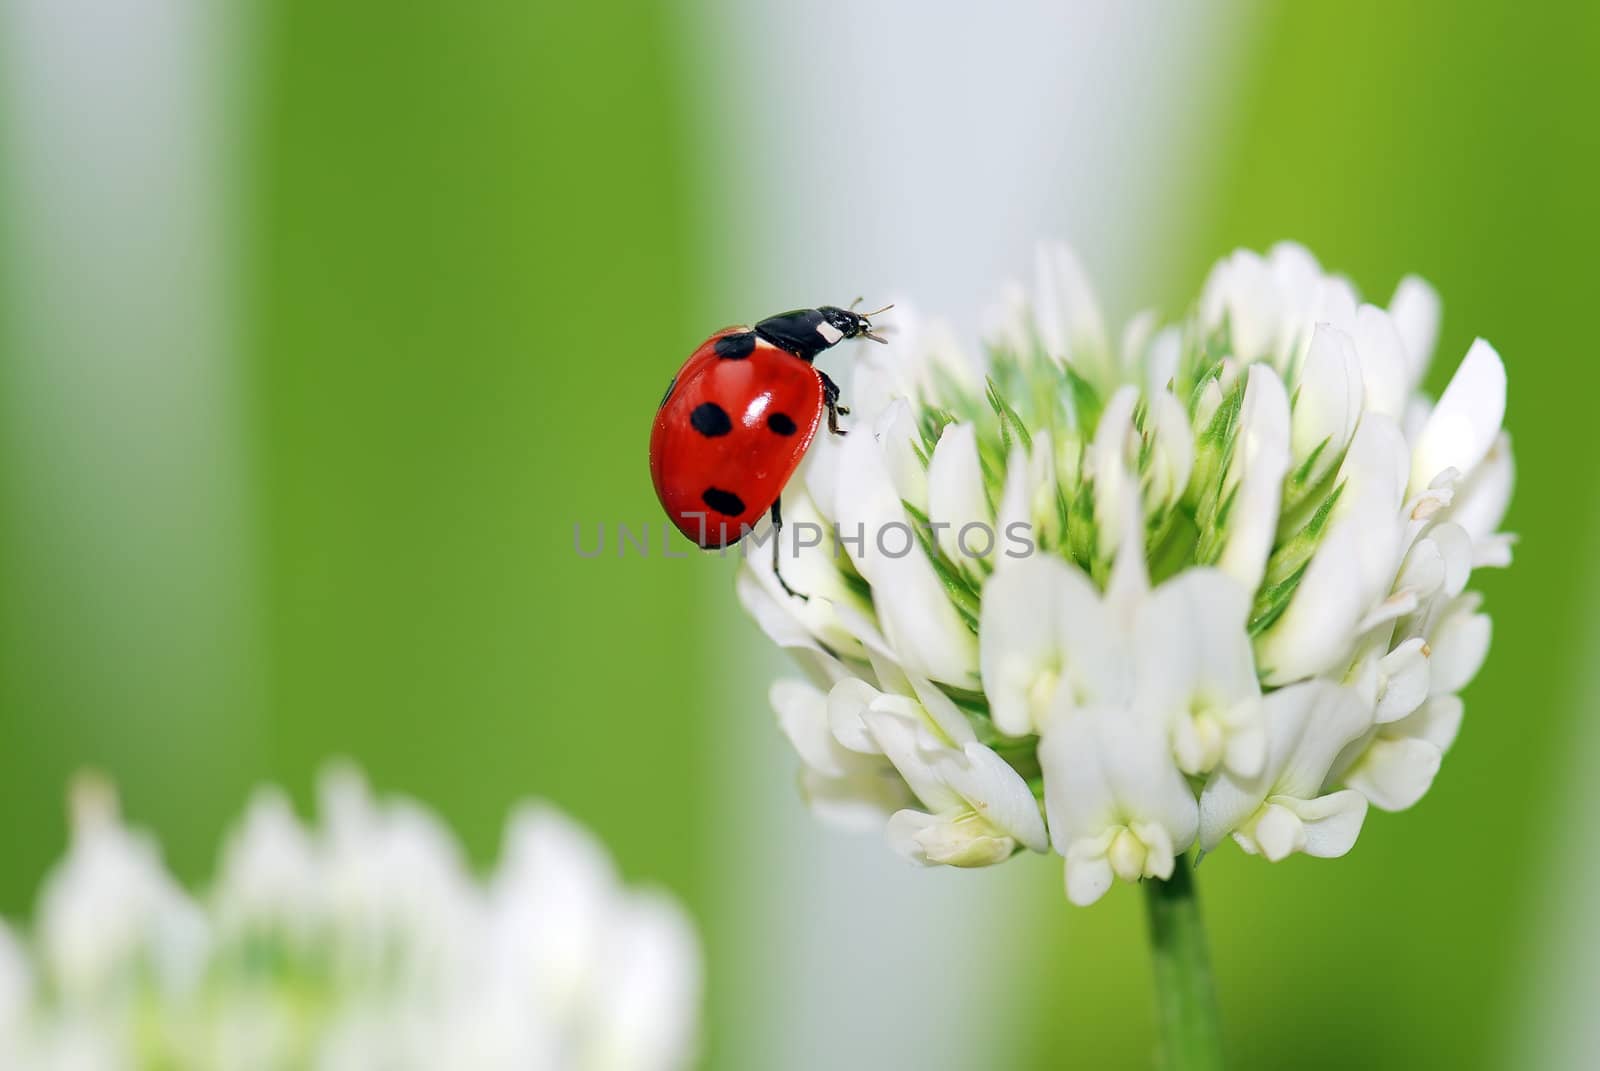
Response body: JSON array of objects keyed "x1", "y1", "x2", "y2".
[
  {"x1": 745, "y1": 240, "x2": 1513, "y2": 907},
  {"x1": 0, "y1": 768, "x2": 703, "y2": 1071}
]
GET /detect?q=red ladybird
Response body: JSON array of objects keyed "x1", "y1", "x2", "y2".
[{"x1": 650, "y1": 304, "x2": 888, "y2": 597}]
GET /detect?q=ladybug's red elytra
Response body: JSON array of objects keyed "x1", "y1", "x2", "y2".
[{"x1": 650, "y1": 304, "x2": 889, "y2": 599}]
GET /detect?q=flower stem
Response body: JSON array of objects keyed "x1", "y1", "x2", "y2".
[{"x1": 1142, "y1": 855, "x2": 1225, "y2": 1070}]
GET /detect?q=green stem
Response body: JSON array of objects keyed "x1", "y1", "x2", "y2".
[{"x1": 1142, "y1": 855, "x2": 1225, "y2": 1071}]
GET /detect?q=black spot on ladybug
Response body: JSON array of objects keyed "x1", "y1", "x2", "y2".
[
  {"x1": 702, "y1": 486, "x2": 746, "y2": 517},
  {"x1": 714, "y1": 332, "x2": 756, "y2": 359},
  {"x1": 767, "y1": 412, "x2": 798, "y2": 436},
  {"x1": 659, "y1": 374, "x2": 677, "y2": 409},
  {"x1": 690, "y1": 401, "x2": 732, "y2": 438}
]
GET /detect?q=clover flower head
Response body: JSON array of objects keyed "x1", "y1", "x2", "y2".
[
  {"x1": 0, "y1": 768, "x2": 703, "y2": 1070},
  {"x1": 745, "y1": 241, "x2": 1512, "y2": 905}
]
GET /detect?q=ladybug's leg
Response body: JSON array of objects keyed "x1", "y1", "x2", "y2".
[
  {"x1": 819, "y1": 371, "x2": 850, "y2": 436},
  {"x1": 770, "y1": 497, "x2": 808, "y2": 601}
]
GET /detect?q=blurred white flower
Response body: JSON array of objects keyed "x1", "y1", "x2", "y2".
[
  {"x1": 0, "y1": 767, "x2": 702, "y2": 1071},
  {"x1": 746, "y1": 241, "x2": 1513, "y2": 904}
]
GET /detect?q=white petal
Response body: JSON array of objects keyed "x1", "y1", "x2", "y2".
[
  {"x1": 1429, "y1": 607, "x2": 1491, "y2": 696},
  {"x1": 864, "y1": 646, "x2": 915, "y2": 703},
  {"x1": 1203, "y1": 249, "x2": 1286, "y2": 363},
  {"x1": 1307, "y1": 276, "x2": 1359, "y2": 343},
  {"x1": 1194, "y1": 376, "x2": 1225, "y2": 432},
  {"x1": 801, "y1": 768, "x2": 912, "y2": 833},
  {"x1": 1216, "y1": 364, "x2": 1292, "y2": 591},
  {"x1": 1268, "y1": 241, "x2": 1325, "y2": 297},
  {"x1": 1145, "y1": 327, "x2": 1182, "y2": 397},
  {"x1": 1063, "y1": 842, "x2": 1116, "y2": 907},
  {"x1": 1286, "y1": 790, "x2": 1368, "y2": 858},
  {"x1": 1432, "y1": 522, "x2": 1474, "y2": 598},
  {"x1": 1248, "y1": 802, "x2": 1304, "y2": 861},
  {"x1": 1389, "y1": 275, "x2": 1441, "y2": 389},
  {"x1": 1234, "y1": 789, "x2": 1369, "y2": 862},
  {"x1": 848, "y1": 306, "x2": 927, "y2": 418},
  {"x1": 1035, "y1": 241, "x2": 1109, "y2": 369},
  {"x1": 1273, "y1": 684, "x2": 1376, "y2": 796},
  {"x1": 1120, "y1": 308, "x2": 1159, "y2": 374},
  {"x1": 1146, "y1": 389, "x2": 1195, "y2": 513},
  {"x1": 1402, "y1": 393, "x2": 1433, "y2": 445},
  {"x1": 909, "y1": 316, "x2": 983, "y2": 405},
  {"x1": 1040, "y1": 710, "x2": 1124, "y2": 845},
  {"x1": 881, "y1": 398, "x2": 929, "y2": 511},
  {"x1": 1130, "y1": 820, "x2": 1178, "y2": 880},
  {"x1": 827, "y1": 678, "x2": 887, "y2": 755},
  {"x1": 1091, "y1": 386, "x2": 1141, "y2": 560},
  {"x1": 901, "y1": 666, "x2": 979, "y2": 747},
  {"x1": 1394, "y1": 533, "x2": 1446, "y2": 604},
  {"x1": 1358, "y1": 590, "x2": 1420, "y2": 634},
  {"x1": 1340, "y1": 414, "x2": 1411, "y2": 519},
  {"x1": 859, "y1": 706, "x2": 959, "y2": 814},
  {"x1": 1402, "y1": 694, "x2": 1465, "y2": 752},
  {"x1": 735, "y1": 567, "x2": 826, "y2": 666},
  {"x1": 737, "y1": 491, "x2": 871, "y2": 661},
  {"x1": 1039, "y1": 704, "x2": 1198, "y2": 858},
  {"x1": 39, "y1": 785, "x2": 207, "y2": 1000},
  {"x1": 1103, "y1": 472, "x2": 1152, "y2": 631},
  {"x1": 772, "y1": 679, "x2": 876, "y2": 780},
  {"x1": 1133, "y1": 569, "x2": 1258, "y2": 773},
  {"x1": 0, "y1": 924, "x2": 29, "y2": 1032},
  {"x1": 926, "y1": 422, "x2": 992, "y2": 564},
  {"x1": 993, "y1": 434, "x2": 1058, "y2": 568},
  {"x1": 1443, "y1": 431, "x2": 1514, "y2": 544},
  {"x1": 835, "y1": 404, "x2": 979, "y2": 687},
  {"x1": 1352, "y1": 304, "x2": 1410, "y2": 420},
  {"x1": 1260, "y1": 509, "x2": 1401, "y2": 688},
  {"x1": 773, "y1": 679, "x2": 839, "y2": 770},
  {"x1": 1135, "y1": 570, "x2": 1255, "y2": 707},
  {"x1": 586, "y1": 893, "x2": 703, "y2": 1071},
  {"x1": 1345, "y1": 739, "x2": 1441, "y2": 812},
  {"x1": 1409, "y1": 338, "x2": 1507, "y2": 496},
  {"x1": 1291, "y1": 324, "x2": 1363, "y2": 481},
  {"x1": 982, "y1": 280, "x2": 1032, "y2": 358},
  {"x1": 934, "y1": 743, "x2": 1049, "y2": 853},
  {"x1": 979, "y1": 554, "x2": 1117, "y2": 734},
  {"x1": 1200, "y1": 681, "x2": 1371, "y2": 849},
  {"x1": 1472, "y1": 533, "x2": 1515, "y2": 569},
  {"x1": 1254, "y1": 523, "x2": 1371, "y2": 685},
  {"x1": 1222, "y1": 710, "x2": 1268, "y2": 779},
  {"x1": 1374, "y1": 638, "x2": 1430, "y2": 724},
  {"x1": 1335, "y1": 672, "x2": 1463, "y2": 803},
  {"x1": 886, "y1": 809, "x2": 1016, "y2": 868},
  {"x1": 1256, "y1": 417, "x2": 1409, "y2": 685},
  {"x1": 802, "y1": 423, "x2": 845, "y2": 519},
  {"x1": 992, "y1": 443, "x2": 1031, "y2": 565},
  {"x1": 885, "y1": 808, "x2": 940, "y2": 863}
]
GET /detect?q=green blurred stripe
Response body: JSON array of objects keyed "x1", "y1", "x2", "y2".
[
  {"x1": 2, "y1": 0, "x2": 717, "y2": 1032},
  {"x1": 250, "y1": 3, "x2": 705, "y2": 885},
  {"x1": 0, "y1": 4, "x2": 267, "y2": 910}
]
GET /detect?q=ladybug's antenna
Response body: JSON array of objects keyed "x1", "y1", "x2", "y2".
[{"x1": 859, "y1": 301, "x2": 893, "y2": 343}]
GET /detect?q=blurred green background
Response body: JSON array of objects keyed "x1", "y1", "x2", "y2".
[{"x1": 1, "y1": 3, "x2": 1596, "y2": 1069}]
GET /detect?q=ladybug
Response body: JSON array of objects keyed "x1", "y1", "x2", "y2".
[{"x1": 650, "y1": 304, "x2": 889, "y2": 598}]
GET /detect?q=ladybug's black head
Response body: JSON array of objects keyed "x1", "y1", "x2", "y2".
[
  {"x1": 755, "y1": 303, "x2": 891, "y2": 361},
  {"x1": 817, "y1": 305, "x2": 886, "y2": 344}
]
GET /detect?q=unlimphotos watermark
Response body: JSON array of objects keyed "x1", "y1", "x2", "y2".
[{"x1": 574, "y1": 518, "x2": 1036, "y2": 560}]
